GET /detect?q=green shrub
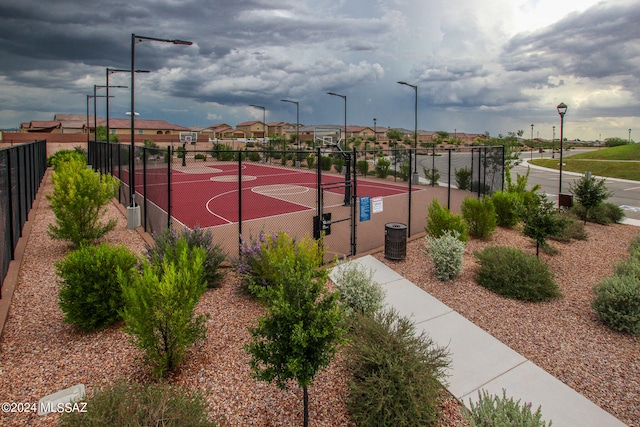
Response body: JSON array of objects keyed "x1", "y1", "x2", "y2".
[
  {"x1": 592, "y1": 274, "x2": 640, "y2": 335},
  {"x1": 571, "y1": 202, "x2": 625, "y2": 225},
  {"x1": 426, "y1": 230, "x2": 465, "y2": 281},
  {"x1": 614, "y1": 257, "x2": 640, "y2": 279},
  {"x1": 320, "y1": 155, "x2": 332, "y2": 171},
  {"x1": 56, "y1": 243, "x2": 138, "y2": 331},
  {"x1": 48, "y1": 149, "x2": 86, "y2": 170},
  {"x1": 58, "y1": 379, "x2": 217, "y2": 427},
  {"x1": 550, "y1": 212, "x2": 588, "y2": 243},
  {"x1": 333, "y1": 156, "x2": 345, "y2": 173},
  {"x1": 629, "y1": 235, "x2": 640, "y2": 258},
  {"x1": 120, "y1": 240, "x2": 208, "y2": 377},
  {"x1": 248, "y1": 151, "x2": 261, "y2": 162},
  {"x1": 491, "y1": 191, "x2": 520, "y2": 228},
  {"x1": 398, "y1": 161, "x2": 411, "y2": 181},
  {"x1": 569, "y1": 174, "x2": 613, "y2": 224},
  {"x1": 475, "y1": 246, "x2": 561, "y2": 302},
  {"x1": 423, "y1": 167, "x2": 440, "y2": 186},
  {"x1": 375, "y1": 158, "x2": 391, "y2": 178},
  {"x1": 47, "y1": 158, "x2": 119, "y2": 247},
  {"x1": 455, "y1": 167, "x2": 472, "y2": 190},
  {"x1": 356, "y1": 159, "x2": 369, "y2": 175},
  {"x1": 306, "y1": 154, "x2": 316, "y2": 169},
  {"x1": 466, "y1": 389, "x2": 551, "y2": 427},
  {"x1": 246, "y1": 232, "x2": 325, "y2": 302},
  {"x1": 346, "y1": 309, "x2": 449, "y2": 427},
  {"x1": 332, "y1": 261, "x2": 385, "y2": 316},
  {"x1": 146, "y1": 226, "x2": 226, "y2": 288},
  {"x1": 461, "y1": 197, "x2": 496, "y2": 239},
  {"x1": 425, "y1": 199, "x2": 468, "y2": 242},
  {"x1": 194, "y1": 153, "x2": 207, "y2": 160}
]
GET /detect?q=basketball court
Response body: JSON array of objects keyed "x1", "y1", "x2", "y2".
[{"x1": 164, "y1": 161, "x2": 419, "y2": 229}]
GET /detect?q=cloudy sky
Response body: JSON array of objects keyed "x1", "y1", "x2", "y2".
[{"x1": 1, "y1": 0, "x2": 638, "y2": 141}]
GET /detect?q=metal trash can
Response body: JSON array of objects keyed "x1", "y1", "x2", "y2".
[{"x1": 384, "y1": 222, "x2": 407, "y2": 260}]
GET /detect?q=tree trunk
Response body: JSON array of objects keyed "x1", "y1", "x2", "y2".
[{"x1": 303, "y1": 385, "x2": 309, "y2": 427}]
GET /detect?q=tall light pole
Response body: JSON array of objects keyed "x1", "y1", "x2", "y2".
[
  {"x1": 249, "y1": 104, "x2": 266, "y2": 147},
  {"x1": 129, "y1": 33, "x2": 192, "y2": 229},
  {"x1": 557, "y1": 102, "x2": 568, "y2": 195},
  {"x1": 327, "y1": 92, "x2": 347, "y2": 150},
  {"x1": 281, "y1": 99, "x2": 299, "y2": 165},
  {"x1": 397, "y1": 81, "x2": 419, "y2": 184},
  {"x1": 106, "y1": 68, "x2": 148, "y2": 143},
  {"x1": 95, "y1": 84, "x2": 127, "y2": 143},
  {"x1": 552, "y1": 125, "x2": 556, "y2": 158},
  {"x1": 629, "y1": 128, "x2": 632, "y2": 143}
]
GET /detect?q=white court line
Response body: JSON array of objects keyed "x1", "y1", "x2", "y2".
[{"x1": 623, "y1": 186, "x2": 640, "y2": 191}]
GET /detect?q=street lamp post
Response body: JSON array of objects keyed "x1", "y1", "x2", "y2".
[
  {"x1": 530, "y1": 124, "x2": 534, "y2": 160},
  {"x1": 629, "y1": 128, "x2": 632, "y2": 143},
  {"x1": 106, "y1": 68, "x2": 148, "y2": 144},
  {"x1": 129, "y1": 33, "x2": 192, "y2": 229},
  {"x1": 552, "y1": 125, "x2": 556, "y2": 158},
  {"x1": 397, "y1": 81, "x2": 419, "y2": 184},
  {"x1": 281, "y1": 99, "x2": 299, "y2": 166},
  {"x1": 557, "y1": 102, "x2": 568, "y2": 196}
]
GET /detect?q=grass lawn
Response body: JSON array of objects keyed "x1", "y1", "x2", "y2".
[{"x1": 530, "y1": 144, "x2": 640, "y2": 181}]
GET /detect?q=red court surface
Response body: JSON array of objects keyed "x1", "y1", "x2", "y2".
[{"x1": 156, "y1": 162, "x2": 418, "y2": 229}]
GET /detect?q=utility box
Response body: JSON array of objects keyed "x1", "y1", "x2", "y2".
[
  {"x1": 384, "y1": 222, "x2": 407, "y2": 260},
  {"x1": 558, "y1": 193, "x2": 573, "y2": 208}
]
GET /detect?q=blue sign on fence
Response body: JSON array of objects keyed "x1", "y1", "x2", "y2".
[{"x1": 360, "y1": 196, "x2": 371, "y2": 222}]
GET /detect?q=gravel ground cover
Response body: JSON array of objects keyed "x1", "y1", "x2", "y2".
[
  {"x1": 1, "y1": 173, "x2": 638, "y2": 426},
  {"x1": 0, "y1": 176, "x2": 465, "y2": 427},
  {"x1": 374, "y1": 223, "x2": 640, "y2": 426}
]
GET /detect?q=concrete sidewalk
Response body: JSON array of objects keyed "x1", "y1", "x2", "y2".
[{"x1": 332, "y1": 255, "x2": 627, "y2": 427}]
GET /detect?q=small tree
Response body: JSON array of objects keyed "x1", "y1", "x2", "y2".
[
  {"x1": 245, "y1": 233, "x2": 346, "y2": 427},
  {"x1": 47, "y1": 158, "x2": 119, "y2": 247},
  {"x1": 570, "y1": 174, "x2": 613, "y2": 224},
  {"x1": 521, "y1": 195, "x2": 567, "y2": 257},
  {"x1": 120, "y1": 239, "x2": 208, "y2": 377}
]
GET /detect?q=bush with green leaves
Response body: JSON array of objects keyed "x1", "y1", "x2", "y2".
[
  {"x1": 491, "y1": 191, "x2": 521, "y2": 228},
  {"x1": 629, "y1": 235, "x2": 640, "y2": 258},
  {"x1": 423, "y1": 166, "x2": 441, "y2": 186},
  {"x1": 570, "y1": 174, "x2": 613, "y2": 224},
  {"x1": 475, "y1": 246, "x2": 561, "y2": 302},
  {"x1": 550, "y1": 212, "x2": 588, "y2": 243},
  {"x1": 47, "y1": 158, "x2": 119, "y2": 247},
  {"x1": 320, "y1": 155, "x2": 332, "y2": 171},
  {"x1": 333, "y1": 155, "x2": 345, "y2": 172},
  {"x1": 466, "y1": 389, "x2": 552, "y2": 427},
  {"x1": 146, "y1": 226, "x2": 226, "y2": 289},
  {"x1": 356, "y1": 159, "x2": 369, "y2": 175},
  {"x1": 48, "y1": 149, "x2": 86, "y2": 170},
  {"x1": 58, "y1": 379, "x2": 217, "y2": 427},
  {"x1": 120, "y1": 239, "x2": 208, "y2": 377},
  {"x1": 592, "y1": 273, "x2": 640, "y2": 335},
  {"x1": 346, "y1": 309, "x2": 450, "y2": 427},
  {"x1": 375, "y1": 158, "x2": 391, "y2": 178},
  {"x1": 56, "y1": 243, "x2": 138, "y2": 331},
  {"x1": 570, "y1": 202, "x2": 625, "y2": 225},
  {"x1": 306, "y1": 154, "x2": 316, "y2": 169},
  {"x1": 461, "y1": 196, "x2": 496, "y2": 239},
  {"x1": 426, "y1": 230, "x2": 465, "y2": 281},
  {"x1": 248, "y1": 151, "x2": 261, "y2": 162},
  {"x1": 332, "y1": 261, "x2": 385, "y2": 316},
  {"x1": 455, "y1": 166, "x2": 472, "y2": 190},
  {"x1": 425, "y1": 199, "x2": 468, "y2": 242},
  {"x1": 245, "y1": 233, "x2": 345, "y2": 427}
]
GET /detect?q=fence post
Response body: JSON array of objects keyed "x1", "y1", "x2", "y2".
[
  {"x1": 167, "y1": 146, "x2": 172, "y2": 230},
  {"x1": 238, "y1": 149, "x2": 243, "y2": 254},
  {"x1": 447, "y1": 148, "x2": 452, "y2": 210}
]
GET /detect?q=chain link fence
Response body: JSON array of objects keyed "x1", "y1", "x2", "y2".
[{"x1": 89, "y1": 141, "x2": 503, "y2": 261}]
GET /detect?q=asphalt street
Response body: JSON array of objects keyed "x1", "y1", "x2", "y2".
[{"x1": 413, "y1": 148, "x2": 640, "y2": 221}]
